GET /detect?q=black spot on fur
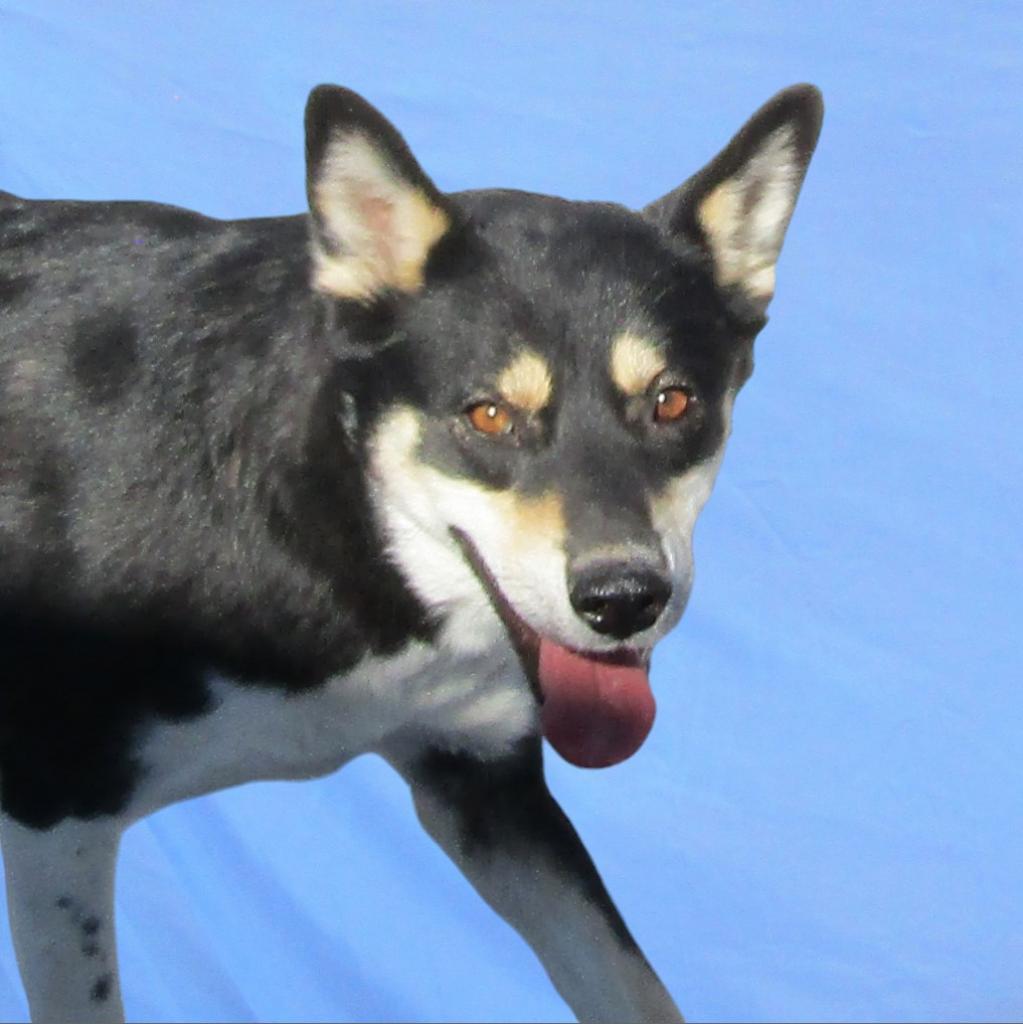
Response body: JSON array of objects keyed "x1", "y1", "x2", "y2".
[
  {"x1": 69, "y1": 311, "x2": 139, "y2": 405},
  {"x1": 0, "y1": 273, "x2": 32, "y2": 306},
  {"x1": 82, "y1": 941, "x2": 101, "y2": 958},
  {"x1": 5, "y1": 444, "x2": 83, "y2": 601},
  {"x1": 81, "y1": 915, "x2": 101, "y2": 937},
  {"x1": 55, "y1": 895, "x2": 73, "y2": 911},
  {"x1": 90, "y1": 973, "x2": 112, "y2": 1003}
]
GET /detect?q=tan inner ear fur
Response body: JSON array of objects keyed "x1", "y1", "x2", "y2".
[
  {"x1": 497, "y1": 350, "x2": 553, "y2": 413},
  {"x1": 609, "y1": 332, "x2": 667, "y2": 397},
  {"x1": 311, "y1": 133, "x2": 449, "y2": 301},
  {"x1": 696, "y1": 124, "x2": 798, "y2": 302}
]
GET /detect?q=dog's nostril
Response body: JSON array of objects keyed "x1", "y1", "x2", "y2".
[
  {"x1": 569, "y1": 562, "x2": 672, "y2": 640},
  {"x1": 577, "y1": 595, "x2": 610, "y2": 617}
]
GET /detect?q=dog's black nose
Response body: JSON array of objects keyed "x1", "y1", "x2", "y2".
[{"x1": 569, "y1": 561, "x2": 672, "y2": 640}]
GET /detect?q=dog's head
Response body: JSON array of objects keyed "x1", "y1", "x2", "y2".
[{"x1": 303, "y1": 84, "x2": 822, "y2": 766}]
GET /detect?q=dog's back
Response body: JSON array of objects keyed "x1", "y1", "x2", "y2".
[{"x1": 0, "y1": 194, "x2": 295, "y2": 596}]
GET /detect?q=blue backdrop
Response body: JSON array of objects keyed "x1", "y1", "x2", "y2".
[{"x1": 1, "y1": 3, "x2": 1020, "y2": 1021}]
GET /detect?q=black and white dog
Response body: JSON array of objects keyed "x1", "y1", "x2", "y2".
[{"x1": 0, "y1": 83, "x2": 821, "y2": 1022}]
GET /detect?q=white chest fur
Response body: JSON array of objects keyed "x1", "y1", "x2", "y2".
[{"x1": 128, "y1": 624, "x2": 537, "y2": 822}]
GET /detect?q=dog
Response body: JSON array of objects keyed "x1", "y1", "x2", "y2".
[{"x1": 0, "y1": 82, "x2": 822, "y2": 1022}]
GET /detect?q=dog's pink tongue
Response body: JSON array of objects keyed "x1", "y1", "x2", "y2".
[{"x1": 538, "y1": 639, "x2": 656, "y2": 768}]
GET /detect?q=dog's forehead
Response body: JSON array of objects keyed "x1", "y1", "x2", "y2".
[
  {"x1": 422, "y1": 190, "x2": 714, "y2": 370},
  {"x1": 456, "y1": 189, "x2": 679, "y2": 290}
]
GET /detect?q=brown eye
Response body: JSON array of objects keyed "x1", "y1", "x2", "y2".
[
  {"x1": 654, "y1": 387, "x2": 689, "y2": 423},
  {"x1": 467, "y1": 400, "x2": 513, "y2": 436}
]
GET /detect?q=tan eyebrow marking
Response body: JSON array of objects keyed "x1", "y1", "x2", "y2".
[
  {"x1": 496, "y1": 349, "x2": 553, "y2": 413},
  {"x1": 610, "y1": 331, "x2": 667, "y2": 397}
]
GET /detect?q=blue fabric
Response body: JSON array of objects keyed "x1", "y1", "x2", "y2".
[{"x1": 1, "y1": 3, "x2": 1020, "y2": 1020}]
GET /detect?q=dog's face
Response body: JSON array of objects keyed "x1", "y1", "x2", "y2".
[{"x1": 303, "y1": 85, "x2": 822, "y2": 765}]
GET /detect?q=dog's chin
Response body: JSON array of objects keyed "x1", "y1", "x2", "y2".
[{"x1": 449, "y1": 527, "x2": 657, "y2": 769}]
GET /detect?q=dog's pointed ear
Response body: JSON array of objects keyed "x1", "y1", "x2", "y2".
[
  {"x1": 644, "y1": 84, "x2": 823, "y2": 317},
  {"x1": 305, "y1": 85, "x2": 452, "y2": 302}
]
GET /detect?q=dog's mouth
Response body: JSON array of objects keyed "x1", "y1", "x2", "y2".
[{"x1": 450, "y1": 528, "x2": 656, "y2": 769}]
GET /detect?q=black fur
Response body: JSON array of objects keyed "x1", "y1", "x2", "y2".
[
  {"x1": 414, "y1": 740, "x2": 639, "y2": 951},
  {"x1": 90, "y1": 973, "x2": 112, "y2": 1003},
  {"x1": 0, "y1": 84, "x2": 821, "y2": 835},
  {"x1": 0, "y1": 82, "x2": 823, "y2": 1024},
  {"x1": 0, "y1": 195, "x2": 437, "y2": 825}
]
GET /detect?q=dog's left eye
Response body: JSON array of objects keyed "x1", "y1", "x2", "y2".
[
  {"x1": 466, "y1": 400, "x2": 514, "y2": 436},
  {"x1": 653, "y1": 387, "x2": 689, "y2": 423}
]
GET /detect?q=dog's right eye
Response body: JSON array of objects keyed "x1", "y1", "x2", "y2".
[
  {"x1": 653, "y1": 386, "x2": 690, "y2": 424},
  {"x1": 466, "y1": 400, "x2": 514, "y2": 436}
]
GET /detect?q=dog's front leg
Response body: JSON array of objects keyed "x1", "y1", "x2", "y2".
[
  {"x1": 389, "y1": 741, "x2": 683, "y2": 1023},
  {"x1": 1, "y1": 814, "x2": 125, "y2": 1024}
]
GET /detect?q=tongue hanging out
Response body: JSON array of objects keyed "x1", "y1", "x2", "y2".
[
  {"x1": 537, "y1": 639, "x2": 656, "y2": 768},
  {"x1": 447, "y1": 528, "x2": 658, "y2": 769}
]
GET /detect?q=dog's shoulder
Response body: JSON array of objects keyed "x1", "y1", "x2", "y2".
[{"x1": 0, "y1": 189, "x2": 431, "y2": 680}]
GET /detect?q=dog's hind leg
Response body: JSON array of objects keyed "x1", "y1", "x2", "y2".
[
  {"x1": 388, "y1": 741, "x2": 684, "y2": 1023},
  {"x1": 1, "y1": 814, "x2": 125, "y2": 1024}
]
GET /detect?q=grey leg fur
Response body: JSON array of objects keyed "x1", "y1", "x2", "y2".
[
  {"x1": 1, "y1": 814, "x2": 125, "y2": 1024},
  {"x1": 390, "y1": 742, "x2": 683, "y2": 1023}
]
